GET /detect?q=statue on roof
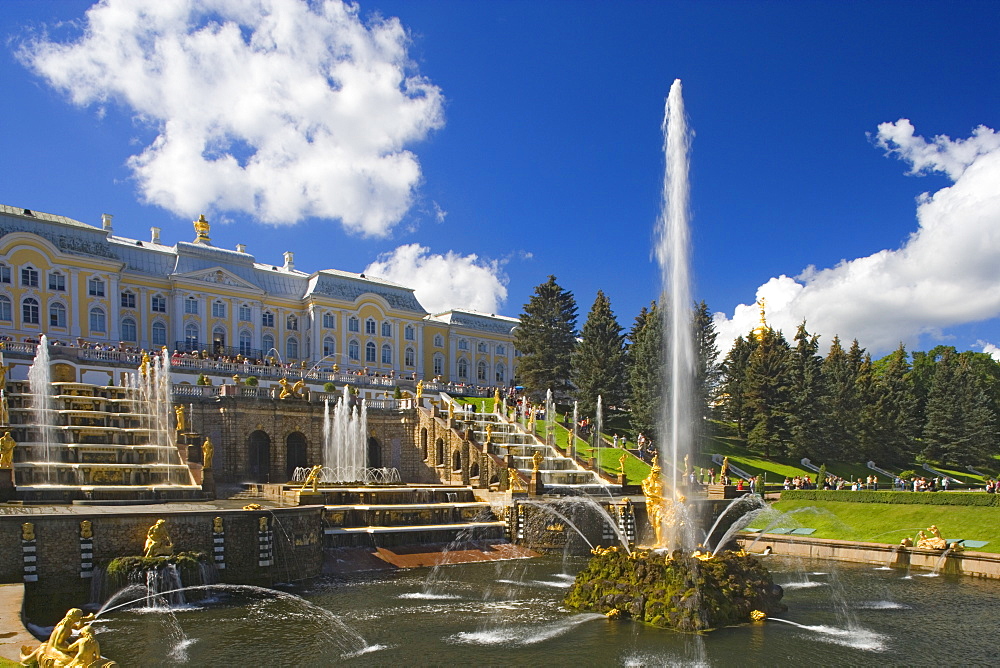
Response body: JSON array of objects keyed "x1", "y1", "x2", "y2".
[{"x1": 193, "y1": 214, "x2": 211, "y2": 244}]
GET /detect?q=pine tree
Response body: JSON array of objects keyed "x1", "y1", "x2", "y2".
[
  {"x1": 513, "y1": 275, "x2": 578, "y2": 401},
  {"x1": 820, "y1": 336, "x2": 863, "y2": 461},
  {"x1": 719, "y1": 334, "x2": 757, "y2": 439},
  {"x1": 573, "y1": 290, "x2": 628, "y2": 417},
  {"x1": 627, "y1": 301, "x2": 663, "y2": 440},
  {"x1": 786, "y1": 322, "x2": 825, "y2": 460},
  {"x1": 693, "y1": 301, "x2": 722, "y2": 428},
  {"x1": 868, "y1": 344, "x2": 919, "y2": 465},
  {"x1": 744, "y1": 327, "x2": 793, "y2": 458}
]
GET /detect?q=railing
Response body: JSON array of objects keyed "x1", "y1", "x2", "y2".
[{"x1": 0, "y1": 341, "x2": 37, "y2": 354}]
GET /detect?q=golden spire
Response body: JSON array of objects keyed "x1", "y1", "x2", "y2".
[
  {"x1": 193, "y1": 214, "x2": 211, "y2": 244},
  {"x1": 752, "y1": 298, "x2": 769, "y2": 341}
]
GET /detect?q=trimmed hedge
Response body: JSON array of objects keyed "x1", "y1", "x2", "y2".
[{"x1": 780, "y1": 490, "x2": 1000, "y2": 507}]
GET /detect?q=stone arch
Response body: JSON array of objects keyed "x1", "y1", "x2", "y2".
[
  {"x1": 470, "y1": 460, "x2": 480, "y2": 479},
  {"x1": 285, "y1": 431, "x2": 307, "y2": 479},
  {"x1": 435, "y1": 438, "x2": 445, "y2": 466},
  {"x1": 420, "y1": 428, "x2": 428, "y2": 460},
  {"x1": 452, "y1": 448, "x2": 462, "y2": 471},
  {"x1": 248, "y1": 430, "x2": 271, "y2": 482},
  {"x1": 367, "y1": 436, "x2": 381, "y2": 468}
]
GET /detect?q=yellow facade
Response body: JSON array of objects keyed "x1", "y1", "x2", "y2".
[{"x1": 0, "y1": 206, "x2": 518, "y2": 385}]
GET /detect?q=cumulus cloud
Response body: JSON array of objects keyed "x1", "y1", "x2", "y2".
[
  {"x1": 715, "y1": 120, "x2": 1000, "y2": 355},
  {"x1": 979, "y1": 341, "x2": 1000, "y2": 362},
  {"x1": 364, "y1": 244, "x2": 508, "y2": 314},
  {"x1": 18, "y1": 0, "x2": 444, "y2": 236}
]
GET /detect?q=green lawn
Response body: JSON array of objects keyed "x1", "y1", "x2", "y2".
[{"x1": 765, "y1": 498, "x2": 1000, "y2": 553}]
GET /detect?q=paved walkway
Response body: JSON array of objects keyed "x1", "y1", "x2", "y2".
[{"x1": 0, "y1": 583, "x2": 37, "y2": 662}]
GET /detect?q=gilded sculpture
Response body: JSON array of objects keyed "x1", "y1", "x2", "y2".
[
  {"x1": 213, "y1": 516, "x2": 224, "y2": 533},
  {"x1": 0, "y1": 390, "x2": 9, "y2": 425},
  {"x1": 20, "y1": 608, "x2": 117, "y2": 668},
  {"x1": 193, "y1": 214, "x2": 211, "y2": 243},
  {"x1": 174, "y1": 404, "x2": 186, "y2": 433},
  {"x1": 143, "y1": 519, "x2": 173, "y2": 558},
  {"x1": 80, "y1": 520, "x2": 93, "y2": 540},
  {"x1": 415, "y1": 380, "x2": 423, "y2": 400},
  {"x1": 0, "y1": 430, "x2": 15, "y2": 469},
  {"x1": 915, "y1": 524, "x2": 955, "y2": 551},
  {"x1": 301, "y1": 464, "x2": 323, "y2": 492},
  {"x1": 642, "y1": 457, "x2": 666, "y2": 548},
  {"x1": 619, "y1": 452, "x2": 628, "y2": 475},
  {"x1": 531, "y1": 450, "x2": 544, "y2": 472},
  {"x1": 278, "y1": 377, "x2": 304, "y2": 400},
  {"x1": 259, "y1": 516, "x2": 269, "y2": 532},
  {"x1": 22, "y1": 522, "x2": 34, "y2": 541},
  {"x1": 201, "y1": 437, "x2": 214, "y2": 470}
]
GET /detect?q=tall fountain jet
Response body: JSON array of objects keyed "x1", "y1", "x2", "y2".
[
  {"x1": 322, "y1": 387, "x2": 368, "y2": 483},
  {"x1": 655, "y1": 78, "x2": 696, "y2": 549}
]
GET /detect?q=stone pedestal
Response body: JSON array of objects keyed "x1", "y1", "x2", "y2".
[
  {"x1": 201, "y1": 468, "x2": 216, "y2": 500},
  {"x1": 0, "y1": 467, "x2": 13, "y2": 502},
  {"x1": 531, "y1": 469, "x2": 544, "y2": 496}
]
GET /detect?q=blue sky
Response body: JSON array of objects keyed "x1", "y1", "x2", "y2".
[{"x1": 3, "y1": 0, "x2": 999, "y2": 359}]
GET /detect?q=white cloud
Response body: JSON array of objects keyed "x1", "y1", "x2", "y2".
[
  {"x1": 364, "y1": 243, "x2": 508, "y2": 314},
  {"x1": 979, "y1": 341, "x2": 1000, "y2": 362},
  {"x1": 19, "y1": 0, "x2": 444, "y2": 236},
  {"x1": 715, "y1": 119, "x2": 1000, "y2": 355}
]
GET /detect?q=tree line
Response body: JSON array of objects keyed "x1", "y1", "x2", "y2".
[{"x1": 512, "y1": 275, "x2": 1000, "y2": 467}]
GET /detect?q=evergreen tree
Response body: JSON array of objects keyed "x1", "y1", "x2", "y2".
[
  {"x1": 922, "y1": 348, "x2": 967, "y2": 462},
  {"x1": 627, "y1": 301, "x2": 663, "y2": 440},
  {"x1": 744, "y1": 327, "x2": 793, "y2": 458},
  {"x1": 693, "y1": 301, "x2": 722, "y2": 428},
  {"x1": 868, "y1": 344, "x2": 920, "y2": 465},
  {"x1": 719, "y1": 335, "x2": 757, "y2": 439},
  {"x1": 572, "y1": 290, "x2": 628, "y2": 417},
  {"x1": 820, "y1": 336, "x2": 863, "y2": 461},
  {"x1": 513, "y1": 275, "x2": 578, "y2": 401},
  {"x1": 786, "y1": 322, "x2": 825, "y2": 460}
]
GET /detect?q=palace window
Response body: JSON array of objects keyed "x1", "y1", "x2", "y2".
[
  {"x1": 262, "y1": 334, "x2": 275, "y2": 356},
  {"x1": 433, "y1": 354, "x2": 443, "y2": 377},
  {"x1": 323, "y1": 337, "x2": 336, "y2": 357},
  {"x1": 21, "y1": 267, "x2": 39, "y2": 288},
  {"x1": 458, "y1": 339, "x2": 469, "y2": 351},
  {"x1": 286, "y1": 337, "x2": 299, "y2": 359},
  {"x1": 433, "y1": 334, "x2": 443, "y2": 347},
  {"x1": 151, "y1": 294, "x2": 167, "y2": 313},
  {"x1": 152, "y1": 322, "x2": 167, "y2": 346},
  {"x1": 0, "y1": 296, "x2": 11, "y2": 322},
  {"x1": 262, "y1": 310, "x2": 274, "y2": 328},
  {"x1": 120, "y1": 291, "x2": 136, "y2": 309},
  {"x1": 457, "y1": 358, "x2": 468, "y2": 379},
  {"x1": 48, "y1": 272, "x2": 66, "y2": 292},
  {"x1": 365, "y1": 318, "x2": 376, "y2": 335},
  {"x1": 23, "y1": 298, "x2": 40, "y2": 325},
  {"x1": 49, "y1": 302, "x2": 66, "y2": 328},
  {"x1": 404, "y1": 347, "x2": 415, "y2": 367},
  {"x1": 0, "y1": 264, "x2": 10, "y2": 284},
  {"x1": 478, "y1": 361, "x2": 487, "y2": 382},
  {"x1": 88, "y1": 278, "x2": 104, "y2": 297},
  {"x1": 348, "y1": 339, "x2": 360, "y2": 361},
  {"x1": 478, "y1": 342, "x2": 488, "y2": 353},
  {"x1": 184, "y1": 297, "x2": 199, "y2": 315},
  {"x1": 381, "y1": 321, "x2": 392, "y2": 337},
  {"x1": 89, "y1": 307, "x2": 106, "y2": 333},
  {"x1": 404, "y1": 325, "x2": 415, "y2": 341},
  {"x1": 365, "y1": 341, "x2": 376, "y2": 363},
  {"x1": 239, "y1": 330, "x2": 253, "y2": 355},
  {"x1": 239, "y1": 304, "x2": 252, "y2": 322},
  {"x1": 121, "y1": 317, "x2": 137, "y2": 342},
  {"x1": 496, "y1": 363, "x2": 506, "y2": 384},
  {"x1": 286, "y1": 315, "x2": 298, "y2": 331},
  {"x1": 496, "y1": 345, "x2": 506, "y2": 356},
  {"x1": 323, "y1": 312, "x2": 336, "y2": 328},
  {"x1": 381, "y1": 344, "x2": 392, "y2": 365},
  {"x1": 348, "y1": 316, "x2": 359, "y2": 332},
  {"x1": 185, "y1": 323, "x2": 199, "y2": 349},
  {"x1": 212, "y1": 300, "x2": 226, "y2": 318}
]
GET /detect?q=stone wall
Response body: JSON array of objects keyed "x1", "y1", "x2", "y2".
[{"x1": 0, "y1": 508, "x2": 322, "y2": 620}]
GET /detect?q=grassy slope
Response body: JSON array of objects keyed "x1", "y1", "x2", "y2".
[{"x1": 768, "y1": 498, "x2": 1000, "y2": 553}]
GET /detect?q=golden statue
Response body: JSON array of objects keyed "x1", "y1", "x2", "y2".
[
  {"x1": 291, "y1": 379, "x2": 305, "y2": 398},
  {"x1": 0, "y1": 390, "x2": 9, "y2": 425},
  {"x1": 301, "y1": 464, "x2": 323, "y2": 492},
  {"x1": 683, "y1": 453, "x2": 690, "y2": 476},
  {"x1": 619, "y1": 452, "x2": 628, "y2": 474},
  {"x1": 494, "y1": 387, "x2": 501, "y2": 406},
  {"x1": 750, "y1": 610, "x2": 767, "y2": 622},
  {"x1": 80, "y1": 520, "x2": 93, "y2": 540},
  {"x1": 0, "y1": 430, "x2": 15, "y2": 469},
  {"x1": 193, "y1": 213, "x2": 211, "y2": 243},
  {"x1": 20, "y1": 608, "x2": 116, "y2": 668},
  {"x1": 485, "y1": 423, "x2": 493, "y2": 442},
  {"x1": 143, "y1": 519, "x2": 173, "y2": 558},
  {"x1": 415, "y1": 380, "x2": 423, "y2": 400},
  {"x1": 642, "y1": 457, "x2": 666, "y2": 548},
  {"x1": 915, "y1": 524, "x2": 948, "y2": 550},
  {"x1": 448, "y1": 402, "x2": 454, "y2": 420},
  {"x1": 752, "y1": 298, "x2": 769, "y2": 341},
  {"x1": 22, "y1": 522, "x2": 34, "y2": 541},
  {"x1": 213, "y1": 516, "x2": 224, "y2": 533},
  {"x1": 0, "y1": 359, "x2": 10, "y2": 388},
  {"x1": 174, "y1": 404, "x2": 186, "y2": 433},
  {"x1": 507, "y1": 467, "x2": 525, "y2": 491},
  {"x1": 139, "y1": 351, "x2": 151, "y2": 379},
  {"x1": 259, "y1": 516, "x2": 269, "y2": 532},
  {"x1": 243, "y1": 503, "x2": 263, "y2": 511},
  {"x1": 278, "y1": 377, "x2": 292, "y2": 399},
  {"x1": 531, "y1": 450, "x2": 544, "y2": 472},
  {"x1": 719, "y1": 456, "x2": 730, "y2": 483},
  {"x1": 232, "y1": 374, "x2": 240, "y2": 385},
  {"x1": 201, "y1": 437, "x2": 214, "y2": 470}
]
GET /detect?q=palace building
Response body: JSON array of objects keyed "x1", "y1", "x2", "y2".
[{"x1": 0, "y1": 204, "x2": 518, "y2": 385}]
